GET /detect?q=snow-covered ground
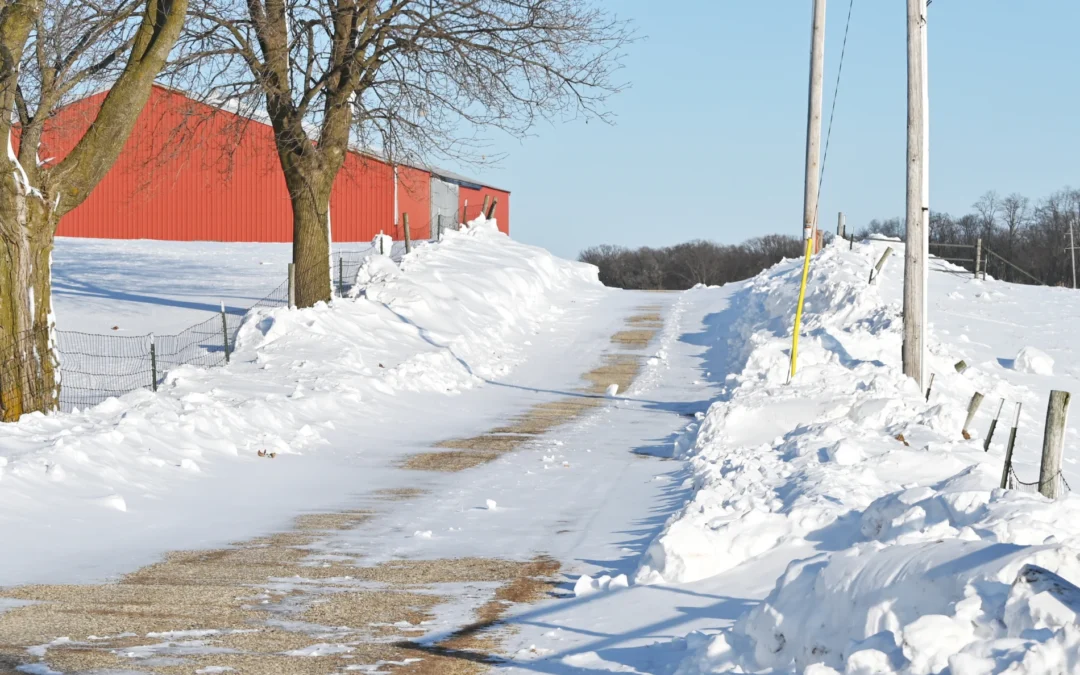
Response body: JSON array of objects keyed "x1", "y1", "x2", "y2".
[
  {"x1": 500, "y1": 239, "x2": 1080, "y2": 675},
  {"x1": 8, "y1": 230, "x2": 1080, "y2": 674}
]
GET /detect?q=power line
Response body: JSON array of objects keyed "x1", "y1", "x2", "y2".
[{"x1": 817, "y1": 0, "x2": 855, "y2": 206}]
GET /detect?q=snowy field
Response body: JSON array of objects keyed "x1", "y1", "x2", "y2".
[
  {"x1": 52, "y1": 237, "x2": 388, "y2": 334},
  {"x1": 5, "y1": 229, "x2": 1080, "y2": 673}
]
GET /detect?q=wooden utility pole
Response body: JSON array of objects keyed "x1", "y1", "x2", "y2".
[
  {"x1": 902, "y1": 0, "x2": 929, "y2": 388},
  {"x1": 1039, "y1": 390, "x2": 1071, "y2": 499},
  {"x1": 789, "y1": 0, "x2": 826, "y2": 381},
  {"x1": 1066, "y1": 219, "x2": 1077, "y2": 289},
  {"x1": 803, "y1": 0, "x2": 827, "y2": 243}
]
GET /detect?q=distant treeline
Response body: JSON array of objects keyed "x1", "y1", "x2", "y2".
[
  {"x1": 858, "y1": 187, "x2": 1080, "y2": 286},
  {"x1": 578, "y1": 235, "x2": 804, "y2": 290}
]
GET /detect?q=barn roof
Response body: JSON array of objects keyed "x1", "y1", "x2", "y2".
[{"x1": 67, "y1": 84, "x2": 509, "y2": 194}]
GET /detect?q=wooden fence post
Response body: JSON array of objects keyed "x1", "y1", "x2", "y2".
[
  {"x1": 149, "y1": 334, "x2": 157, "y2": 392},
  {"x1": 975, "y1": 238, "x2": 982, "y2": 280},
  {"x1": 1000, "y1": 403, "x2": 1022, "y2": 489},
  {"x1": 220, "y1": 301, "x2": 231, "y2": 364},
  {"x1": 481, "y1": 195, "x2": 490, "y2": 218},
  {"x1": 288, "y1": 263, "x2": 296, "y2": 309},
  {"x1": 838, "y1": 211, "x2": 846, "y2": 238},
  {"x1": 461, "y1": 200, "x2": 468, "y2": 224},
  {"x1": 1039, "y1": 390, "x2": 1071, "y2": 499},
  {"x1": 962, "y1": 391, "x2": 985, "y2": 440},
  {"x1": 984, "y1": 399, "x2": 1005, "y2": 452},
  {"x1": 486, "y1": 197, "x2": 498, "y2": 219},
  {"x1": 403, "y1": 213, "x2": 412, "y2": 253}
]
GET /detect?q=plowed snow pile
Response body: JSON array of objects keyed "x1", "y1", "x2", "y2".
[
  {"x1": 650, "y1": 241, "x2": 1080, "y2": 674},
  {"x1": 0, "y1": 218, "x2": 602, "y2": 583}
]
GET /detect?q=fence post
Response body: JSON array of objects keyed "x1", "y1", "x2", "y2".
[
  {"x1": 462, "y1": 200, "x2": 468, "y2": 224},
  {"x1": 1039, "y1": 390, "x2": 1070, "y2": 499},
  {"x1": 838, "y1": 211, "x2": 846, "y2": 238},
  {"x1": 481, "y1": 195, "x2": 490, "y2": 218},
  {"x1": 220, "y1": 301, "x2": 231, "y2": 364},
  {"x1": 403, "y1": 212, "x2": 412, "y2": 253},
  {"x1": 962, "y1": 391, "x2": 985, "y2": 440},
  {"x1": 869, "y1": 247, "x2": 894, "y2": 284},
  {"x1": 486, "y1": 197, "x2": 498, "y2": 219},
  {"x1": 984, "y1": 399, "x2": 1005, "y2": 452},
  {"x1": 975, "y1": 238, "x2": 982, "y2": 280},
  {"x1": 849, "y1": 231, "x2": 854, "y2": 251},
  {"x1": 288, "y1": 263, "x2": 296, "y2": 309},
  {"x1": 149, "y1": 334, "x2": 157, "y2": 392},
  {"x1": 1000, "y1": 403, "x2": 1022, "y2": 489},
  {"x1": 437, "y1": 214, "x2": 443, "y2": 241},
  {"x1": 925, "y1": 372, "x2": 935, "y2": 401},
  {"x1": 337, "y1": 256, "x2": 344, "y2": 296}
]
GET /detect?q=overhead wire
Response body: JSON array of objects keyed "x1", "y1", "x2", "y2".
[{"x1": 817, "y1": 0, "x2": 855, "y2": 209}]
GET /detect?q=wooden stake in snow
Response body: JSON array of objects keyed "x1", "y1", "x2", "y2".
[
  {"x1": 1000, "y1": 402, "x2": 1022, "y2": 489},
  {"x1": 869, "y1": 247, "x2": 894, "y2": 284},
  {"x1": 837, "y1": 212, "x2": 846, "y2": 238},
  {"x1": 402, "y1": 213, "x2": 412, "y2": 253},
  {"x1": 149, "y1": 334, "x2": 158, "y2": 392},
  {"x1": 487, "y1": 197, "x2": 498, "y2": 219},
  {"x1": 962, "y1": 391, "x2": 984, "y2": 440},
  {"x1": 975, "y1": 238, "x2": 982, "y2": 280},
  {"x1": 924, "y1": 372, "x2": 935, "y2": 401},
  {"x1": 1039, "y1": 390, "x2": 1071, "y2": 499},
  {"x1": 984, "y1": 399, "x2": 1005, "y2": 452},
  {"x1": 220, "y1": 301, "x2": 231, "y2": 364}
]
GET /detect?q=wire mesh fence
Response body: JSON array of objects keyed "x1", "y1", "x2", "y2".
[
  {"x1": 1007, "y1": 467, "x2": 1071, "y2": 496},
  {"x1": 0, "y1": 245, "x2": 419, "y2": 418}
]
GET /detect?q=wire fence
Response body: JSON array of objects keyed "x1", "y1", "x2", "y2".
[
  {"x1": 0, "y1": 237, "x2": 434, "y2": 419},
  {"x1": 1007, "y1": 466, "x2": 1071, "y2": 496}
]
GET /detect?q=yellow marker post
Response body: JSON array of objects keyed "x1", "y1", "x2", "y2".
[{"x1": 789, "y1": 233, "x2": 815, "y2": 381}]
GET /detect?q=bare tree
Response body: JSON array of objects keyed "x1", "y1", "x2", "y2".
[
  {"x1": 0, "y1": 0, "x2": 187, "y2": 420},
  {"x1": 1000, "y1": 192, "x2": 1029, "y2": 251},
  {"x1": 178, "y1": 0, "x2": 632, "y2": 307},
  {"x1": 973, "y1": 190, "x2": 1000, "y2": 238}
]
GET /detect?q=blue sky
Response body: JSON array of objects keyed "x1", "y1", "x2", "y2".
[{"x1": 452, "y1": 1, "x2": 1080, "y2": 259}]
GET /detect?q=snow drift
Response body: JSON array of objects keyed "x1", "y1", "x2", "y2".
[
  {"x1": 0, "y1": 218, "x2": 601, "y2": 583},
  {"x1": 645, "y1": 240, "x2": 1080, "y2": 674}
]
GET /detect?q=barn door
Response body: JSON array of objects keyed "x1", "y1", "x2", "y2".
[{"x1": 430, "y1": 177, "x2": 459, "y2": 240}]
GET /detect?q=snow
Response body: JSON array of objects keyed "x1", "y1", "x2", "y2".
[
  {"x1": 1015, "y1": 345, "x2": 1055, "y2": 375},
  {"x1": 9, "y1": 225, "x2": 1080, "y2": 675},
  {"x1": 0, "y1": 218, "x2": 607, "y2": 585},
  {"x1": 640, "y1": 240, "x2": 1080, "y2": 674}
]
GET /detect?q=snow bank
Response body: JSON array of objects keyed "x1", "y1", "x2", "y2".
[
  {"x1": 0, "y1": 219, "x2": 601, "y2": 582},
  {"x1": 649, "y1": 240, "x2": 1080, "y2": 674}
]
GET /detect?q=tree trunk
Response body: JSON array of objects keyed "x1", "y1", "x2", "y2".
[
  {"x1": 0, "y1": 184, "x2": 59, "y2": 421},
  {"x1": 283, "y1": 166, "x2": 334, "y2": 308}
]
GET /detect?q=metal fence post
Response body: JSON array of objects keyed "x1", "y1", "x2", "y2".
[
  {"x1": 975, "y1": 238, "x2": 982, "y2": 279},
  {"x1": 220, "y1": 301, "x2": 231, "y2": 364},
  {"x1": 1000, "y1": 403, "x2": 1022, "y2": 489},
  {"x1": 288, "y1": 263, "x2": 296, "y2": 309},
  {"x1": 338, "y1": 256, "x2": 344, "y2": 296},
  {"x1": 403, "y1": 212, "x2": 412, "y2": 253},
  {"x1": 149, "y1": 333, "x2": 158, "y2": 392}
]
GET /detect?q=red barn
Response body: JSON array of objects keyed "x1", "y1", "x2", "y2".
[{"x1": 42, "y1": 86, "x2": 509, "y2": 242}]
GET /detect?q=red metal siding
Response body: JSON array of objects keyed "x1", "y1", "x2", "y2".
[
  {"x1": 458, "y1": 186, "x2": 510, "y2": 234},
  {"x1": 46, "y1": 86, "x2": 505, "y2": 242},
  {"x1": 396, "y1": 166, "x2": 431, "y2": 240}
]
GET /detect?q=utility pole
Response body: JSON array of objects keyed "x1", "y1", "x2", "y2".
[
  {"x1": 789, "y1": 0, "x2": 826, "y2": 381},
  {"x1": 1066, "y1": 219, "x2": 1078, "y2": 289},
  {"x1": 902, "y1": 0, "x2": 929, "y2": 388},
  {"x1": 802, "y1": 0, "x2": 826, "y2": 244}
]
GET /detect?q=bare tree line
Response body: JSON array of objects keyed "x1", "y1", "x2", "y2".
[
  {"x1": 858, "y1": 187, "x2": 1080, "y2": 286},
  {"x1": 579, "y1": 235, "x2": 804, "y2": 290}
]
